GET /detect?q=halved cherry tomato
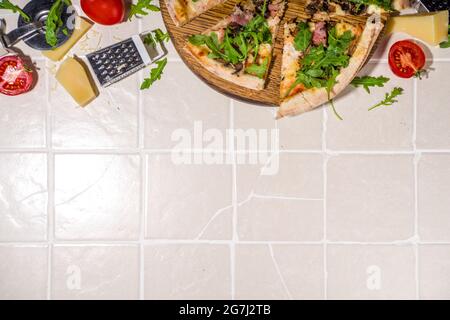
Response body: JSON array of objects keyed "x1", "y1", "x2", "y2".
[
  {"x1": 388, "y1": 40, "x2": 426, "y2": 79},
  {"x1": 0, "y1": 55, "x2": 33, "y2": 96},
  {"x1": 81, "y1": 0, "x2": 125, "y2": 26}
]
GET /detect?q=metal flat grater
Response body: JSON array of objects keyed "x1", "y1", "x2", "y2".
[{"x1": 85, "y1": 31, "x2": 166, "y2": 87}]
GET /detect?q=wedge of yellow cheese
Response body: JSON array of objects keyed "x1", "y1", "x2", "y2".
[
  {"x1": 386, "y1": 11, "x2": 449, "y2": 46},
  {"x1": 42, "y1": 17, "x2": 93, "y2": 61},
  {"x1": 56, "y1": 57, "x2": 98, "y2": 107}
]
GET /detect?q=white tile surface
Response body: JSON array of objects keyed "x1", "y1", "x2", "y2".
[
  {"x1": 327, "y1": 62, "x2": 414, "y2": 151},
  {"x1": 143, "y1": 62, "x2": 230, "y2": 150},
  {"x1": 327, "y1": 245, "x2": 416, "y2": 299},
  {"x1": 234, "y1": 102, "x2": 323, "y2": 150},
  {"x1": 0, "y1": 153, "x2": 47, "y2": 241},
  {"x1": 416, "y1": 62, "x2": 450, "y2": 149},
  {"x1": 327, "y1": 155, "x2": 414, "y2": 242},
  {"x1": 419, "y1": 245, "x2": 450, "y2": 300},
  {"x1": 0, "y1": 245, "x2": 48, "y2": 299},
  {"x1": 51, "y1": 245, "x2": 140, "y2": 299},
  {"x1": 146, "y1": 154, "x2": 232, "y2": 239},
  {"x1": 55, "y1": 154, "x2": 141, "y2": 240},
  {"x1": 418, "y1": 154, "x2": 450, "y2": 241},
  {"x1": 144, "y1": 244, "x2": 231, "y2": 299},
  {"x1": 235, "y1": 244, "x2": 324, "y2": 299},
  {"x1": 1, "y1": 6, "x2": 450, "y2": 300}
]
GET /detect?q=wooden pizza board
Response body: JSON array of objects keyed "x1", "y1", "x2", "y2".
[{"x1": 161, "y1": 0, "x2": 387, "y2": 106}]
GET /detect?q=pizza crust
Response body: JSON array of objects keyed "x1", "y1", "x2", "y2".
[
  {"x1": 166, "y1": 0, "x2": 226, "y2": 27},
  {"x1": 278, "y1": 16, "x2": 384, "y2": 118}
]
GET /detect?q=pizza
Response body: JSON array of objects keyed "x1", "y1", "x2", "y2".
[
  {"x1": 305, "y1": 0, "x2": 412, "y2": 17},
  {"x1": 278, "y1": 15, "x2": 383, "y2": 117},
  {"x1": 184, "y1": 0, "x2": 286, "y2": 90},
  {"x1": 167, "y1": 0, "x2": 227, "y2": 26}
]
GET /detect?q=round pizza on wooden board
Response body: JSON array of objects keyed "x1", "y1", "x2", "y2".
[{"x1": 161, "y1": 0, "x2": 390, "y2": 106}]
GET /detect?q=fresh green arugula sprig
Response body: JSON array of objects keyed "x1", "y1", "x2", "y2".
[
  {"x1": 287, "y1": 23, "x2": 355, "y2": 120},
  {"x1": 188, "y1": 1, "x2": 272, "y2": 78},
  {"x1": 293, "y1": 21, "x2": 312, "y2": 52},
  {"x1": 351, "y1": 75, "x2": 390, "y2": 93},
  {"x1": 141, "y1": 58, "x2": 168, "y2": 90},
  {"x1": 0, "y1": 0, "x2": 30, "y2": 22},
  {"x1": 369, "y1": 87, "x2": 403, "y2": 111},
  {"x1": 440, "y1": 26, "x2": 450, "y2": 49},
  {"x1": 245, "y1": 57, "x2": 269, "y2": 78},
  {"x1": 129, "y1": 0, "x2": 160, "y2": 21},
  {"x1": 45, "y1": 0, "x2": 71, "y2": 47},
  {"x1": 143, "y1": 29, "x2": 170, "y2": 48}
]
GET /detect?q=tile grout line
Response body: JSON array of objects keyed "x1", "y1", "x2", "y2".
[
  {"x1": 2, "y1": 240, "x2": 449, "y2": 245},
  {"x1": 322, "y1": 105, "x2": 328, "y2": 300},
  {"x1": 45, "y1": 59, "x2": 54, "y2": 300},
  {"x1": 230, "y1": 98, "x2": 237, "y2": 300},
  {"x1": 137, "y1": 17, "x2": 146, "y2": 301},
  {"x1": 413, "y1": 77, "x2": 420, "y2": 300},
  {"x1": 3, "y1": 148, "x2": 450, "y2": 154}
]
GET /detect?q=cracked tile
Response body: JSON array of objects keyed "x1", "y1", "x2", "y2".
[
  {"x1": 327, "y1": 245, "x2": 416, "y2": 299},
  {"x1": 235, "y1": 244, "x2": 324, "y2": 299},
  {"x1": 237, "y1": 197, "x2": 323, "y2": 241},
  {"x1": 0, "y1": 154, "x2": 47, "y2": 241},
  {"x1": 144, "y1": 244, "x2": 231, "y2": 299},
  {"x1": 55, "y1": 155, "x2": 140, "y2": 240},
  {"x1": 236, "y1": 153, "x2": 323, "y2": 202},
  {"x1": 146, "y1": 154, "x2": 232, "y2": 239},
  {"x1": 51, "y1": 245, "x2": 139, "y2": 299},
  {"x1": 0, "y1": 245, "x2": 48, "y2": 299}
]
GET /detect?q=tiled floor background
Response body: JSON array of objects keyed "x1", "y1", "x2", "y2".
[{"x1": 1, "y1": 1, "x2": 450, "y2": 300}]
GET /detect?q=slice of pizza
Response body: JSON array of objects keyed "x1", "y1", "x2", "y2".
[
  {"x1": 305, "y1": 0, "x2": 411, "y2": 17},
  {"x1": 167, "y1": 0, "x2": 227, "y2": 26},
  {"x1": 279, "y1": 15, "x2": 383, "y2": 117},
  {"x1": 184, "y1": 0, "x2": 286, "y2": 90}
]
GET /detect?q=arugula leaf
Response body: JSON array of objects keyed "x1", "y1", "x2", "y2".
[
  {"x1": 369, "y1": 87, "x2": 404, "y2": 111},
  {"x1": 143, "y1": 34, "x2": 156, "y2": 47},
  {"x1": 128, "y1": 0, "x2": 160, "y2": 21},
  {"x1": 141, "y1": 57, "x2": 168, "y2": 90},
  {"x1": 245, "y1": 58, "x2": 269, "y2": 79},
  {"x1": 293, "y1": 22, "x2": 312, "y2": 52},
  {"x1": 440, "y1": 26, "x2": 450, "y2": 49},
  {"x1": 187, "y1": 9, "x2": 272, "y2": 69},
  {"x1": 188, "y1": 34, "x2": 209, "y2": 46},
  {"x1": 144, "y1": 29, "x2": 170, "y2": 48},
  {"x1": 45, "y1": 0, "x2": 71, "y2": 47},
  {"x1": 288, "y1": 26, "x2": 355, "y2": 120},
  {"x1": 0, "y1": 0, "x2": 30, "y2": 22},
  {"x1": 351, "y1": 75, "x2": 390, "y2": 93},
  {"x1": 154, "y1": 29, "x2": 170, "y2": 43}
]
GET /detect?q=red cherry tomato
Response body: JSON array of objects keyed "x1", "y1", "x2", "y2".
[
  {"x1": 81, "y1": 0, "x2": 125, "y2": 26},
  {"x1": 0, "y1": 55, "x2": 33, "y2": 96},
  {"x1": 388, "y1": 40, "x2": 426, "y2": 79}
]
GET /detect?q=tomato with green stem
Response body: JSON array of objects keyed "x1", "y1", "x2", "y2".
[{"x1": 388, "y1": 40, "x2": 426, "y2": 79}]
